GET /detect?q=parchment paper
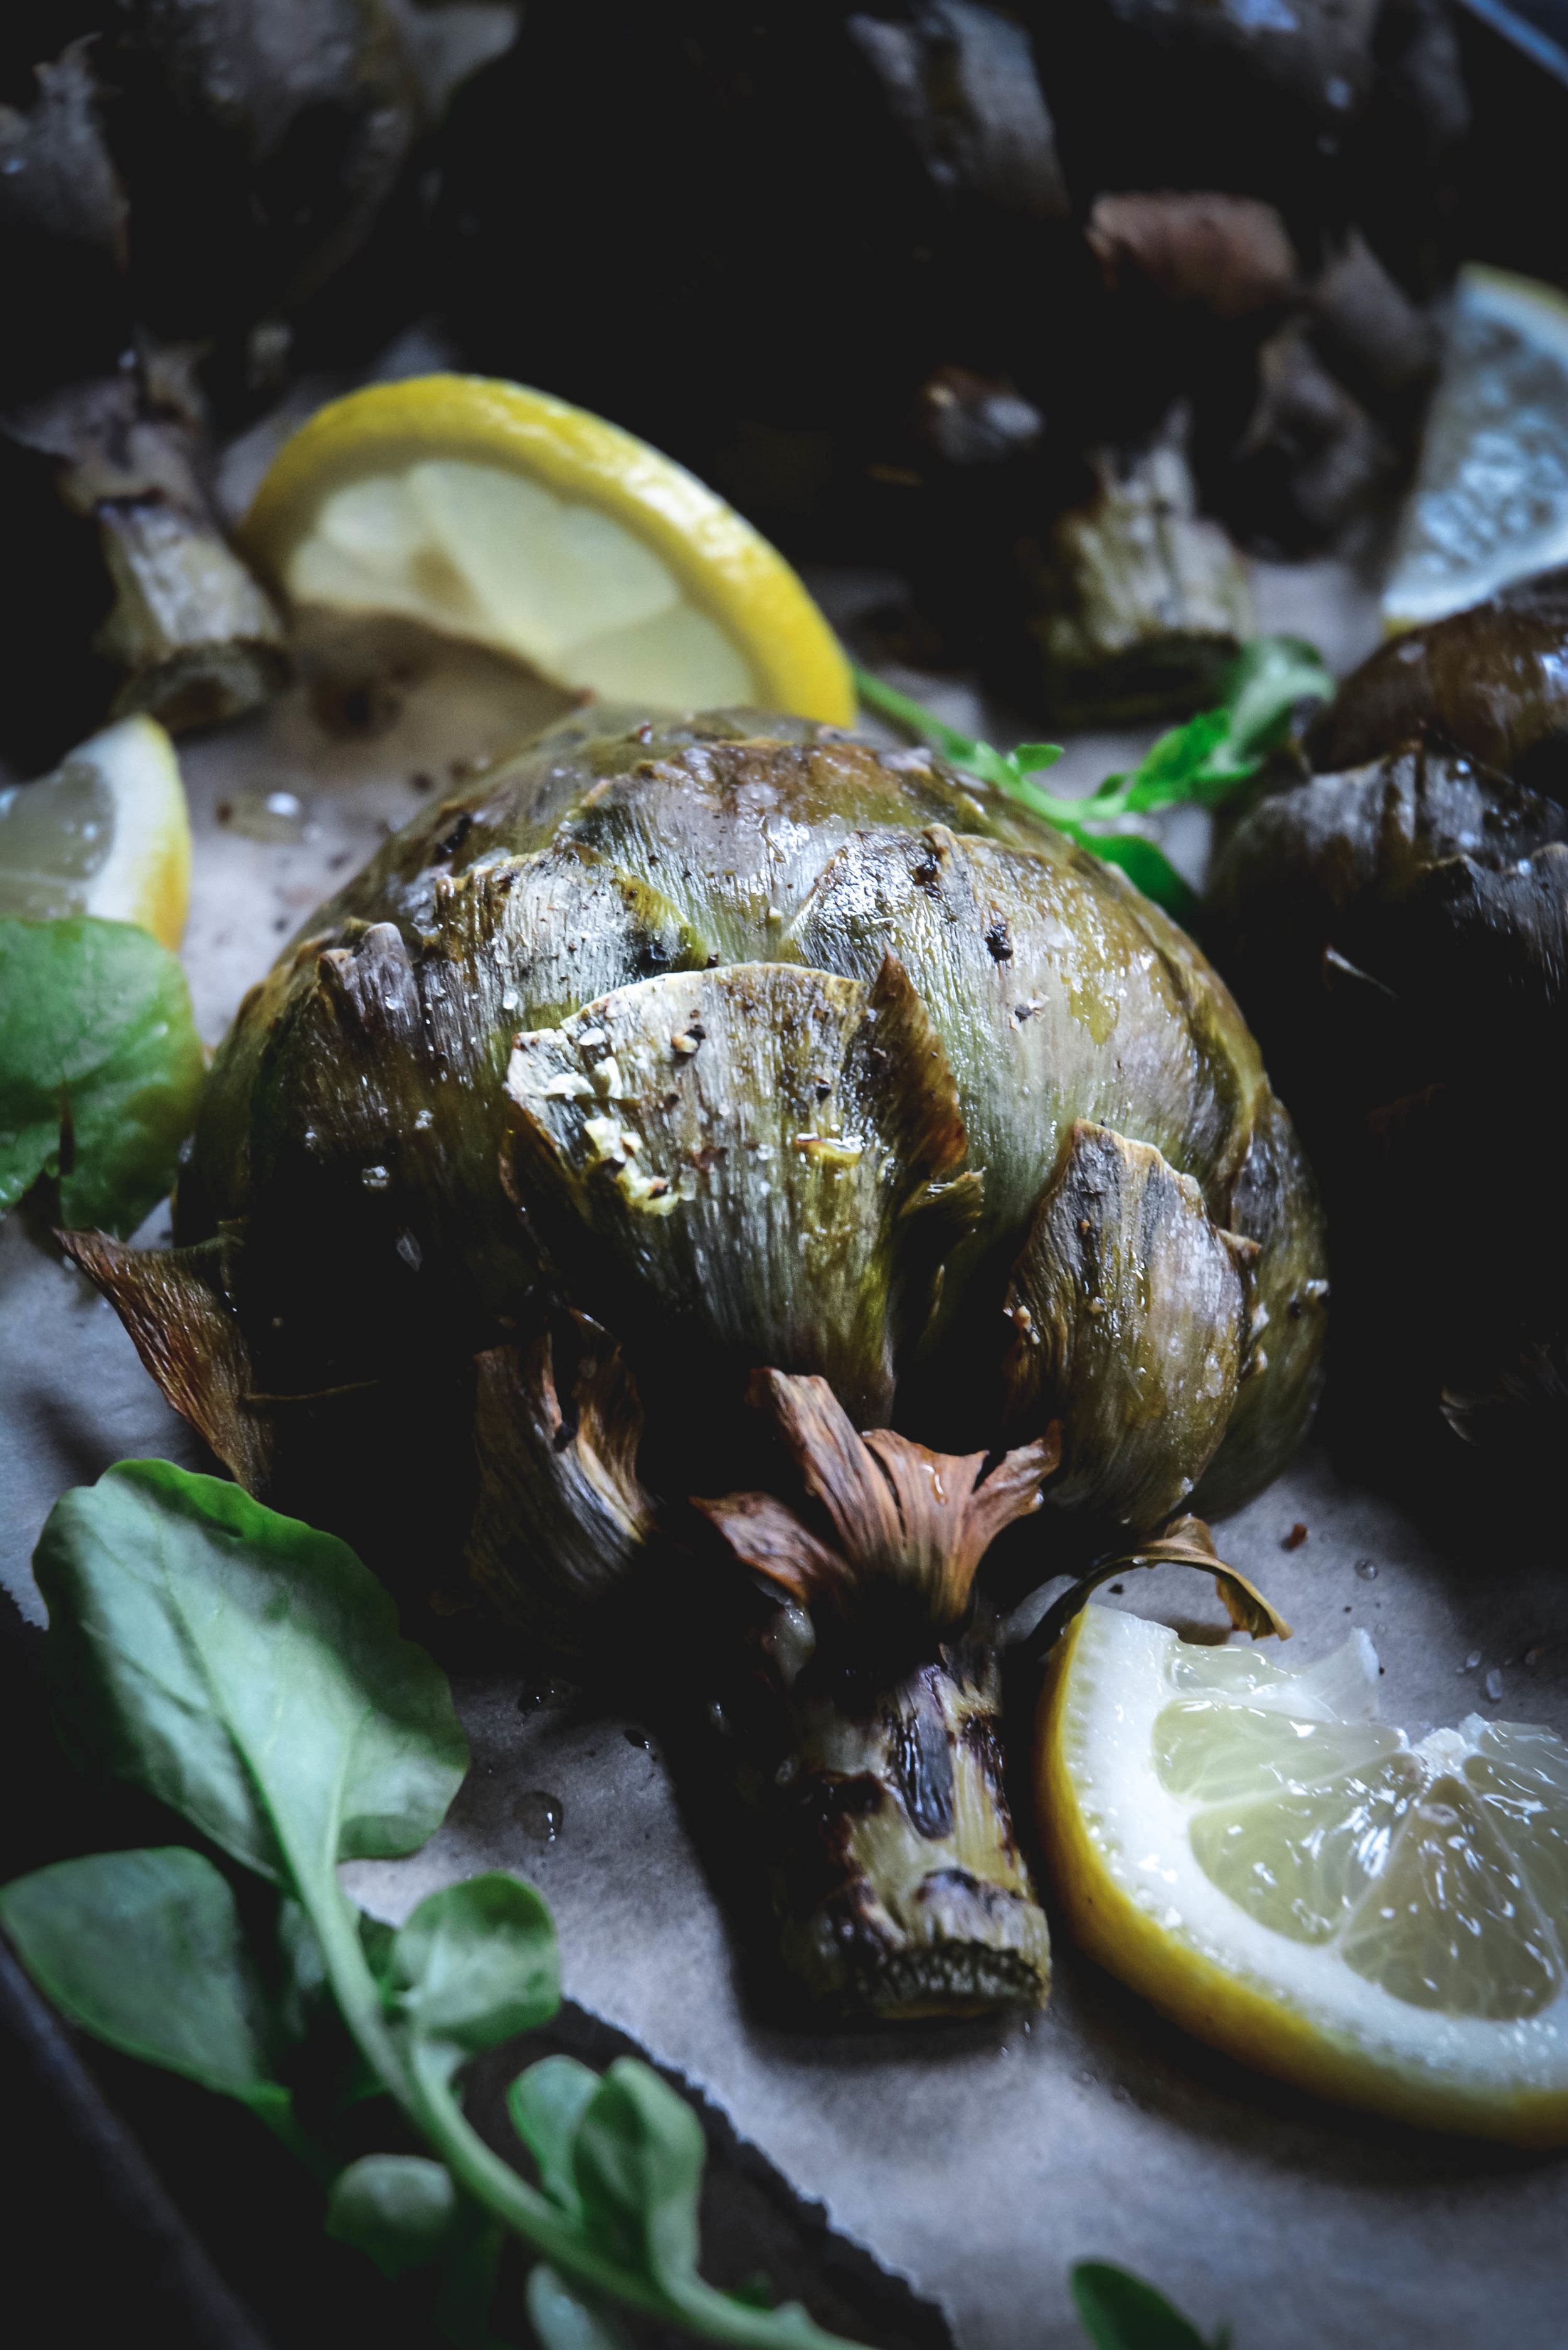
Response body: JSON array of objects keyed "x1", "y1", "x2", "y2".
[{"x1": 3, "y1": 561, "x2": 1564, "y2": 2350}]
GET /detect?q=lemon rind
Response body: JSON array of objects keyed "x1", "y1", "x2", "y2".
[
  {"x1": 1037, "y1": 1609, "x2": 1568, "y2": 2147},
  {"x1": 81, "y1": 716, "x2": 191, "y2": 953},
  {"x1": 238, "y1": 376, "x2": 855, "y2": 726}
]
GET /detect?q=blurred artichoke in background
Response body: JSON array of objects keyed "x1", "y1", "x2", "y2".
[
  {"x1": 0, "y1": 0, "x2": 514, "y2": 763},
  {"x1": 1209, "y1": 571, "x2": 1568, "y2": 1467},
  {"x1": 433, "y1": 0, "x2": 1467, "y2": 708},
  {"x1": 69, "y1": 705, "x2": 1325, "y2": 2019}
]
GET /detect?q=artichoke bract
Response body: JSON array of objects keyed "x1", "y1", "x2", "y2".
[{"x1": 70, "y1": 706, "x2": 1325, "y2": 2021}]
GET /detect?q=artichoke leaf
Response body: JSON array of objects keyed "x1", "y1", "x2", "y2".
[
  {"x1": 1002, "y1": 1122, "x2": 1248, "y2": 1532},
  {"x1": 552, "y1": 734, "x2": 1047, "y2": 970},
  {"x1": 695, "y1": 1369, "x2": 1060, "y2": 1632},
  {"x1": 790, "y1": 823, "x2": 1256, "y2": 1266},
  {"x1": 56, "y1": 1229, "x2": 270, "y2": 1493},
  {"x1": 1024, "y1": 1515, "x2": 1292, "y2": 1664},
  {"x1": 503, "y1": 956, "x2": 974, "y2": 1425},
  {"x1": 464, "y1": 1326, "x2": 654, "y2": 1650}
]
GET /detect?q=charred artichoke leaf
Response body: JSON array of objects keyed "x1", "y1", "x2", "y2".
[
  {"x1": 1191, "y1": 1088, "x2": 1328, "y2": 1518},
  {"x1": 695, "y1": 1369, "x2": 1059, "y2": 1633},
  {"x1": 465, "y1": 1326, "x2": 653, "y2": 1651},
  {"x1": 1002, "y1": 1121, "x2": 1248, "y2": 1530},
  {"x1": 550, "y1": 734, "x2": 1045, "y2": 968},
  {"x1": 228, "y1": 852, "x2": 710, "y2": 1379},
  {"x1": 504, "y1": 957, "x2": 975, "y2": 1427},
  {"x1": 792, "y1": 822, "x2": 1259, "y2": 1262},
  {"x1": 56, "y1": 1230, "x2": 270, "y2": 1495},
  {"x1": 1024, "y1": 1513, "x2": 1292, "y2": 1663}
]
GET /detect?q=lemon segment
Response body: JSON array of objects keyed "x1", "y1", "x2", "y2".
[
  {"x1": 0, "y1": 717, "x2": 191, "y2": 951},
  {"x1": 240, "y1": 376, "x2": 853, "y2": 723},
  {"x1": 1382, "y1": 265, "x2": 1568, "y2": 632},
  {"x1": 1038, "y1": 1604, "x2": 1568, "y2": 2142}
]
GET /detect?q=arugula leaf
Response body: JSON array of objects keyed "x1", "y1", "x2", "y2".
[
  {"x1": 511, "y1": 2055, "x2": 601, "y2": 2215},
  {"x1": 527, "y1": 2264, "x2": 635, "y2": 2349},
  {"x1": 852, "y1": 638, "x2": 1332, "y2": 922},
  {"x1": 1071, "y1": 2262, "x2": 1225, "y2": 2350},
  {"x1": 573, "y1": 2058, "x2": 706, "y2": 2292},
  {"x1": 389, "y1": 1873, "x2": 560, "y2": 2072},
  {"x1": 36, "y1": 1459, "x2": 469, "y2": 1891},
  {"x1": 15, "y1": 1458, "x2": 871, "y2": 2350},
  {"x1": 0, "y1": 916, "x2": 204, "y2": 1234},
  {"x1": 0, "y1": 1846, "x2": 297, "y2": 2120},
  {"x1": 328, "y1": 2154, "x2": 464, "y2": 2278},
  {"x1": 329, "y1": 2157, "x2": 508, "y2": 2349}
]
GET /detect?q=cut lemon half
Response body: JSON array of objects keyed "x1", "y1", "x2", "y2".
[
  {"x1": 1039, "y1": 1604, "x2": 1568, "y2": 2143},
  {"x1": 239, "y1": 376, "x2": 854, "y2": 724},
  {"x1": 1383, "y1": 265, "x2": 1568, "y2": 631},
  {"x1": 0, "y1": 717, "x2": 191, "y2": 951}
]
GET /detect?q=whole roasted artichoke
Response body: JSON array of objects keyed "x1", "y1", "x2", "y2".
[
  {"x1": 73, "y1": 706, "x2": 1325, "y2": 2019},
  {"x1": 1210, "y1": 581, "x2": 1568, "y2": 1461}
]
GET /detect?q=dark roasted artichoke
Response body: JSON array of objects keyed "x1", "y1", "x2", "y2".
[
  {"x1": 1212, "y1": 598, "x2": 1568, "y2": 1463},
  {"x1": 71, "y1": 706, "x2": 1325, "y2": 2019}
]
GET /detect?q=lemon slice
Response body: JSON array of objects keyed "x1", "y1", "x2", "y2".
[
  {"x1": 1382, "y1": 265, "x2": 1568, "y2": 631},
  {"x1": 240, "y1": 376, "x2": 854, "y2": 724},
  {"x1": 1039, "y1": 1604, "x2": 1568, "y2": 2142},
  {"x1": 0, "y1": 717, "x2": 191, "y2": 951}
]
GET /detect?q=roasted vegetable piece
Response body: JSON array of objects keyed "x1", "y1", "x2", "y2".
[
  {"x1": 1305, "y1": 565, "x2": 1568, "y2": 798},
  {"x1": 1209, "y1": 732, "x2": 1568, "y2": 1458},
  {"x1": 68, "y1": 706, "x2": 1325, "y2": 2021}
]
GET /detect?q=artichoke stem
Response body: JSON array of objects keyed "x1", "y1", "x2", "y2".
[
  {"x1": 765, "y1": 1633, "x2": 1050, "y2": 2020},
  {"x1": 695, "y1": 1369, "x2": 1057, "y2": 2019}
]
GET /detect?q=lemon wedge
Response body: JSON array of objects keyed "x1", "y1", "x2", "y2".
[
  {"x1": 240, "y1": 376, "x2": 854, "y2": 724},
  {"x1": 1039, "y1": 1604, "x2": 1568, "y2": 2143},
  {"x1": 0, "y1": 717, "x2": 191, "y2": 951},
  {"x1": 1382, "y1": 265, "x2": 1568, "y2": 631}
]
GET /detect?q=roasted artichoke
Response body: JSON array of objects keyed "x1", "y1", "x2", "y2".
[
  {"x1": 72, "y1": 706, "x2": 1325, "y2": 2019},
  {"x1": 1211, "y1": 584, "x2": 1568, "y2": 1461}
]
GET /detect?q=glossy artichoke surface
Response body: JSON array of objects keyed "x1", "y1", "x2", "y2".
[
  {"x1": 1210, "y1": 726, "x2": 1568, "y2": 1458},
  {"x1": 1305, "y1": 566, "x2": 1568, "y2": 801},
  {"x1": 73, "y1": 704, "x2": 1325, "y2": 2019}
]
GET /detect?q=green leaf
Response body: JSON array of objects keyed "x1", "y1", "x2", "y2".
[
  {"x1": 509, "y1": 2055, "x2": 601, "y2": 2215},
  {"x1": 327, "y1": 2154, "x2": 462, "y2": 2278},
  {"x1": 1219, "y1": 633, "x2": 1333, "y2": 763},
  {"x1": 34, "y1": 1459, "x2": 468, "y2": 1900},
  {"x1": 390, "y1": 1873, "x2": 559, "y2": 2083},
  {"x1": 1083, "y1": 835, "x2": 1198, "y2": 920},
  {"x1": 0, "y1": 916, "x2": 204, "y2": 1234},
  {"x1": 526, "y1": 2265, "x2": 635, "y2": 2350},
  {"x1": 1070, "y1": 2262, "x2": 1214, "y2": 2350},
  {"x1": 0, "y1": 1847, "x2": 290, "y2": 2112},
  {"x1": 329, "y1": 2158, "x2": 507, "y2": 2349},
  {"x1": 572, "y1": 2058, "x2": 706, "y2": 2295},
  {"x1": 1011, "y1": 742, "x2": 1065, "y2": 775}
]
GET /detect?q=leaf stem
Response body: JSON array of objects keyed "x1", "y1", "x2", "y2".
[{"x1": 306, "y1": 1887, "x2": 862, "y2": 2350}]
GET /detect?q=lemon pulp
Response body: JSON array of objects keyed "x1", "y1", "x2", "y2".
[
  {"x1": 0, "y1": 717, "x2": 190, "y2": 951},
  {"x1": 1383, "y1": 264, "x2": 1568, "y2": 630},
  {"x1": 1039, "y1": 1605, "x2": 1568, "y2": 2141}
]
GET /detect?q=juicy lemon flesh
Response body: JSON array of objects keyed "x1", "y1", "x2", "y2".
[
  {"x1": 289, "y1": 460, "x2": 755, "y2": 706},
  {"x1": 0, "y1": 717, "x2": 189, "y2": 951},
  {"x1": 1039, "y1": 1606, "x2": 1568, "y2": 2142},
  {"x1": 1384, "y1": 265, "x2": 1568, "y2": 630},
  {"x1": 245, "y1": 378, "x2": 854, "y2": 722}
]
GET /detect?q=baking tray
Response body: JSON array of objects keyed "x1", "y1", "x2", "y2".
[{"x1": 3, "y1": 568, "x2": 1565, "y2": 2347}]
